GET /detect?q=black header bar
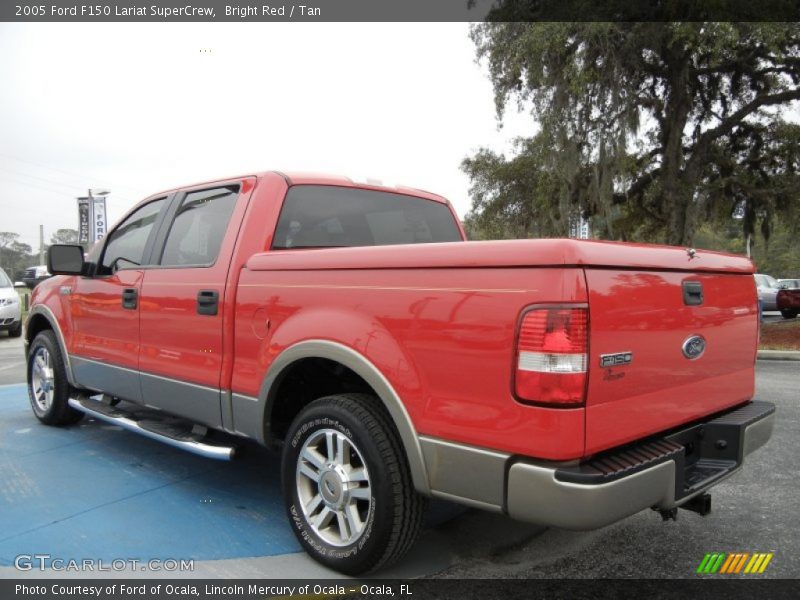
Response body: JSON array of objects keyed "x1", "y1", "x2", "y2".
[
  {"x1": 4, "y1": 0, "x2": 800, "y2": 23},
  {"x1": 3, "y1": 578, "x2": 800, "y2": 600}
]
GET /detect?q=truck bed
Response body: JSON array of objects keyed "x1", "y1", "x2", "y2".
[{"x1": 236, "y1": 238, "x2": 757, "y2": 460}]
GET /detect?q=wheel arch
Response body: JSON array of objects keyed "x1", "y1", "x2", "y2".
[
  {"x1": 234, "y1": 340, "x2": 430, "y2": 495},
  {"x1": 24, "y1": 305, "x2": 77, "y2": 386}
]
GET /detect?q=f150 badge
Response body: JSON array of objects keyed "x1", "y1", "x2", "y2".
[
  {"x1": 682, "y1": 335, "x2": 707, "y2": 359},
  {"x1": 600, "y1": 352, "x2": 633, "y2": 368}
]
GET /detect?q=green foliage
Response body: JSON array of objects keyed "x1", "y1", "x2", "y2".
[
  {"x1": 462, "y1": 136, "x2": 566, "y2": 239},
  {"x1": 50, "y1": 228, "x2": 79, "y2": 245},
  {"x1": 694, "y1": 219, "x2": 800, "y2": 277},
  {"x1": 465, "y1": 22, "x2": 800, "y2": 246},
  {"x1": 0, "y1": 232, "x2": 35, "y2": 281}
]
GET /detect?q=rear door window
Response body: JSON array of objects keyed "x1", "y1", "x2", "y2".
[
  {"x1": 272, "y1": 185, "x2": 462, "y2": 249},
  {"x1": 159, "y1": 186, "x2": 239, "y2": 267}
]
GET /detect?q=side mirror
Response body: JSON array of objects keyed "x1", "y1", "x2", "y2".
[{"x1": 48, "y1": 244, "x2": 85, "y2": 275}]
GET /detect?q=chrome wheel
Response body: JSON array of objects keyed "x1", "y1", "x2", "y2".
[
  {"x1": 295, "y1": 428, "x2": 372, "y2": 546},
  {"x1": 31, "y1": 346, "x2": 55, "y2": 413}
]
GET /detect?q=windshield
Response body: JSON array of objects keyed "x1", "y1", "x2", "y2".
[{"x1": 0, "y1": 269, "x2": 11, "y2": 288}]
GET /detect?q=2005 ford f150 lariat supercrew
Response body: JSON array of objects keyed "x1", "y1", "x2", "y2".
[{"x1": 27, "y1": 171, "x2": 774, "y2": 574}]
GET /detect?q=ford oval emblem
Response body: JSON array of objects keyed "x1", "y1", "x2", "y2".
[{"x1": 682, "y1": 335, "x2": 706, "y2": 360}]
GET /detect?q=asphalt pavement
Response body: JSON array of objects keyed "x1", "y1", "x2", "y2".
[{"x1": 0, "y1": 331, "x2": 797, "y2": 579}]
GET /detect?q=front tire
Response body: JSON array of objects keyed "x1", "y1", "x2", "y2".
[
  {"x1": 780, "y1": 308, "x2": 798, "y2": 319},
  {"x1": 281, "y1": 393, "x2": 425, "y2": 575},
  {"x1": 27, "y1": 330, "x2": 83, "y2": 426}
]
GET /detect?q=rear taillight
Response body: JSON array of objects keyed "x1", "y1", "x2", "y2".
[{"x1": 515, "y1": 307, "x2": 588, "y2": 406}]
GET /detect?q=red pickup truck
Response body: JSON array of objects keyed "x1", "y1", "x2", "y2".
[{"x1": 27, "y1": 171, "x2": 774, "y2": 575}]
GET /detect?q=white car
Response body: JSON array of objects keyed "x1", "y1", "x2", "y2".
[
  {"x1": 754, "y1": 273, "x2": 780, "y2": 311},
  {"x1": 0, "y1": 268, "x2": 22, "y2": 337}
]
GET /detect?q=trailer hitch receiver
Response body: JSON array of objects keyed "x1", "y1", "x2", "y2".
[{"x1": 681, "y1": 493, "x2": 712, "y2": 516}]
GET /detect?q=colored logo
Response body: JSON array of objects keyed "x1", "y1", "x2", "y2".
[{"x1": 697, "y1": 552, "x2": 773, "y2": 574}]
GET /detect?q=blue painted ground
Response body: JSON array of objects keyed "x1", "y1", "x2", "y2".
[{"x1": 0, "y1": 384, "x2": 301, "y2": 567}]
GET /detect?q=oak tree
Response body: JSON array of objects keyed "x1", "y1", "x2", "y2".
[{"x1": 465, "y1": 22, "x2": 800, "y2": 246}]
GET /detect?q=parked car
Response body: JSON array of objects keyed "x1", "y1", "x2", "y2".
[
  {"x1": 23, "y1": 264, "x2": 51, "y2": 289},
  {"x1": 776, "y1": 287, "x2": 800, "y2": 319},
  {"x1": 754, "y1": 273, "x2": 780, "y2": 311},
  {"x1": 27, "y1": 172, "x2": 774, "y2": 575},
  {"x1": 0, "y1": 267, "x2": 22, "y2": 337},
  {"x1": 777, "y1": 278, "x2": 800, "y2": 290}
]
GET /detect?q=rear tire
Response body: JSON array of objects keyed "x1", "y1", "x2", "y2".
[
  {"x1": 281, "y1": 393, "x2": 425, "y2": 575},
  {"x1": 780, "y1": 309, "x2": 798, "y2": 319},
  {"x1": 27, "y1": 330, "x2": 84, "y2": 426}
]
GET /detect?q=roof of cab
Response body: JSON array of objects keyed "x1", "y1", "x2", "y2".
[{"x1": 143, "y1": 171, "x2": 449, "y2": 205}]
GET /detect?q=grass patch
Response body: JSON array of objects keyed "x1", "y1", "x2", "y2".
[{"x1": 760, "y1": 318, "x2": 800, "y2": 351}]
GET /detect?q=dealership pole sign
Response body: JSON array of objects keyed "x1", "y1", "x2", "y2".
[
  {"x1": 92, "y1": 196, "x2": 107, "y2": 243},
  {"x1": 77, "y1": 197, "x2": 90, "y2": 244},
  {"x1": 77, "y1": 195, "x2": 108, "y2": 245}
]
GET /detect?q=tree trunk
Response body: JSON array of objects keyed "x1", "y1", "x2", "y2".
[
  {"x1": 660, "y1": 45, "x2": 694, "y2": 247},
  {"x1": 665, "y1": 189, "x2": 688, "y2": 246}
]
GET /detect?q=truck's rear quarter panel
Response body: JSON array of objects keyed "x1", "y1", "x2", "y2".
[{"x1": 233, "y1": 265, "x2": 587, "y2": 459}]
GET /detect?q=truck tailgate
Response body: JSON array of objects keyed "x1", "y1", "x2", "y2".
[{"x1": 584, "y1": 269, "x2": 758, "y2": 455}]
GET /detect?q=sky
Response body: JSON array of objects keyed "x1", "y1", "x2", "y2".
[{"x1": 0, "y1": 22, "x2": 536, "y2": 252}]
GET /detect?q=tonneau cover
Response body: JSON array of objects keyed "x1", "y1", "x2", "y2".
[{"x1": 246, "y1": 239, "x2": 754, "y2": 273}]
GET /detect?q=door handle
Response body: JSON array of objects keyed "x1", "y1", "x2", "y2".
[
  {"x1": 197, "y1": 290, "x2": 219, "y2": 316},
  {"x1": 121, "y1": 288, "x2": 138, "y2": 310},
  {"x1": 682, "y1": 281, "x2": 703, "y2": 306}
]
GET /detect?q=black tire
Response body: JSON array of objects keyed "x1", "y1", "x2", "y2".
[
  {"x1": 8, "y1": 320, "x2": 22, "y2": 338},
  {"x1": 281, "y1": 393, "x2": 425, "y2": 575},
  {"x1": 27, "y1": 330, "x2": 84, "y2": 426},
  {"x1": 780, "y1": 309, "x2": 798, "y2": 319}
]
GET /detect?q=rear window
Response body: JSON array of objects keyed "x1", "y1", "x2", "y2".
[{"x1": 272, "y1": 185, "x2": 462, "y2": 249}]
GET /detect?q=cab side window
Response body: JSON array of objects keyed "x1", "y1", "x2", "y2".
[
  {"x1": 100, "y1": 198, "x2": 166, "y2": 274},
  {"x1": 159, "y1": 186, "x2": 239, "y2": 267}
]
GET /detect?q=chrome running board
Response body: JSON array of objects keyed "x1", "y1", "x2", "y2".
[{"x1": 68, "y1": 397, "x2": 236, "y2": 461}]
